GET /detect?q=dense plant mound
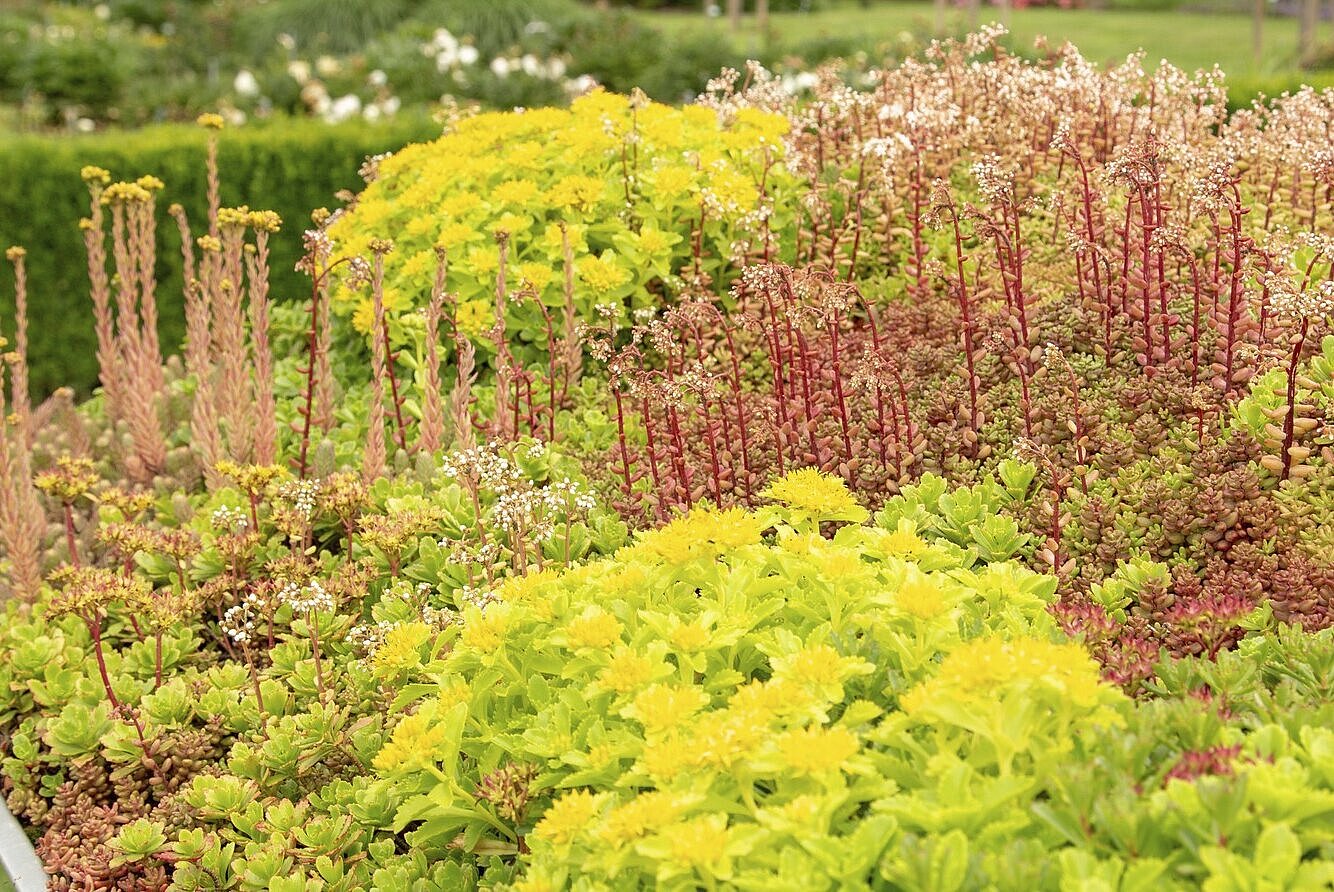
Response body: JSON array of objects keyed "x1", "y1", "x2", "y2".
[
  {"x1": 365, "y1": 474, "x2": 1332, "y2": 890},
  {"x1": 0, "y1": 440, "x2": 627, "y2": 889},
  {"x1": 327, "y1": 91, "x2": 795, "y2": 352}
]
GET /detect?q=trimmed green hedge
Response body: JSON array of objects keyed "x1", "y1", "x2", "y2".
[
  {"x1": 1226, "y1": 71, "x2": 1334, "y2": 111},
  {"x1": 0, "y1": 116, "x2": 439, "y2": 399}
]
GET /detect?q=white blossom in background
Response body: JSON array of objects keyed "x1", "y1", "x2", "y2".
[
  {"x1": 234, "y1": 69, "x2": 260, "y2": 97},
  {"x1": 327, "y1": 94, "x2": 362, "y2": 123},
  {"x1": 433, "y1": 28, "x2": 459, "y2": 53},
  {"x1": 780, "y1": 71, "x2": 820, "y2": 94}
]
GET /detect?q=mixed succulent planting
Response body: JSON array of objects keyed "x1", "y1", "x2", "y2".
[{"x1": 0, "y1": 27, "x2": 1332, "y2": 891}]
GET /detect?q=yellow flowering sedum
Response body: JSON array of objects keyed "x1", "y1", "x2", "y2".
[
  {"x1": 770, "y1": 642, "x2": 874, "y2": 704},
  {"x1": 893, "y1": 565, "x2": 953, "y2": 620},
  {"x1": 596, "y1": 646, "x2": 664, "y2": 694},
  {"x1": 328, "y1": 92, "x2": 796, "y2": 364},
  {"x1": 564, "y1": 608, "x2": 623, "y2": 649},
  {"x1": 596, "y1": 791, "x2": 694, "y2": 848},
  {"x1": 651, "y1": 813, "x2": 736, "y2": 874},
  {"x1": 379, "y1": 482, "x2": 1099, "y2": 888},
  {"x1": 901, "y1": 635, "x2": 1110, "y2": 713},
  {"x1": 371, "y1": 622, "x2": 434, "y2": 678},
  {"x1": 764, "y1": 468, "x2": 870, "y2": 525},
  {"x1": 624, "y1": 683, "x2": 709, "y2": 737},
  {"x1": 772, "y1": 725, "x2": 862, "y2": 775},
  {"x1": 876, "y1": 518, "x2": 929, "y2": 557},
  {"x1": 632, "y1": 505, "x2": 765, "y2": 563},
  {"x1": 373, "y1": 705, "x2": 448, "y2": 772},
  {"x1": 533, "y1": 789, "x2": 607, "y2": 846},
  {"x1": 458, "y1": 603, "x2": 513, "y2": 653}
]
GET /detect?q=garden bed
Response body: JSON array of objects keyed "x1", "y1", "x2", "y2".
[{"x1": 0, "y1": 27, "x2": 1331, "y2": 892}]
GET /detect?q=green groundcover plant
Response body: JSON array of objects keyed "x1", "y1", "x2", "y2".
[{"x1": 3, "y1": 469, "x2": 1332, "y2": 889}]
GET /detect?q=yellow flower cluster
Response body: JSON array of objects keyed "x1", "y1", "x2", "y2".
[
  {"x1": 632, "y1": 505, "x2": 766, "y2": 564},
  {"x1": 371, "y1": 622, "x2": 433, "y2": 677},
  {"x1": 327, "y1": 91, "x2": 793, "y2": 348},
  {"x1": 900, "y1": 635, "x2": 1110, "y2": 713},
  {"x1": 372, "y1": 707, "x2": 449, "y2": 772},
  {"x1": 763, "y1": 468, "x2": 870, "y2": 525},
  {"x1": 770, "y1": 642, "x2": 875, "y2": 703}
]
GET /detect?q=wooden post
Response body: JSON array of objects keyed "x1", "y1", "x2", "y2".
[
  {"x1": 1252, "y1": 0, "x2": 1264, "y2": 67},
  {"x1": 728, "y1": 0, "x2": 743, "y2": 31},
  {"x1": 757, "y1": 0, "x2": 770, "y2": 41},
  {"x1": 1300, "y1": 0, "x2": 1318, "y2": 64}
]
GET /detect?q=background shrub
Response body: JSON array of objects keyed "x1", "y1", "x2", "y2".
[{"x1": 0, "y1": 115, "x2": 439, "y2": 398}]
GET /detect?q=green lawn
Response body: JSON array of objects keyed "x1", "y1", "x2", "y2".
[{"x1": 640, "y1": 2, "x2": 1327, "y2": 80}]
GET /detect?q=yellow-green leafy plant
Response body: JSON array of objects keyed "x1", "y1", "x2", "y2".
[
  {"x1": 369, "y1": 470, "x2": 1126, "y2": 889},
  {"x1": 327, "y1": 92, "x2": 798, "y2": 365}
]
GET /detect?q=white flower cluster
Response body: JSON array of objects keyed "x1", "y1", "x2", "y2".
[
  {"x1": 421, "y1": 26, "x2": 596, "y2": 98},
  {"x1": 211, "y1": 505, "x2": 249, "y2": 535},
  {"x1": 221, "y1": 604, "x2": 255, "y2": 644},
  {"x1": 444, "y1": 538, "x2": 503, "y2": 566},
  {"x1": 221, "y1": 589, "x2": 271, "y2": 644},
  {"x1": 424, "y1": 28, "x2": 481, "y2": 70},
  {"x1": 546, "y1": 477, "x2": 598, "y2": 515},
  {"x1": 1271, "y1": 279, "x2": 1334, "y2": 321},
  {"x1": 278, "y1": 579, "x2": 334, "y2": 614},
  {"x1": 490, "y1": 489, "x2": 554, "y2": 539},
  {"x1": 277, "y1": 479, "x2": 321, "y2": 521},
  {"x1": 441, "y1": 443, "x2": 524, "y2": 490},
  {"x1": 284, "y1": 57, "x2": 401, "y2": 123},
  {"x1": 346, "y1": 620, "x2": 395, "y2": 656},
  {"x1": 457, "y1": 584, "x2": 500, "y2": 612},
  {"x1": 488, "y1": 476, "x2": 597, "y2": 540},
  {"x1": 971, "y1": 154, "x2": 1016, "y2": 206}
]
